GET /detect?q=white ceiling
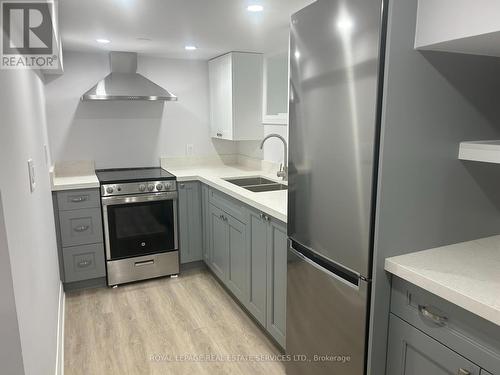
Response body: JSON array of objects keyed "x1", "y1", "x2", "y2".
[{"x1": 59, "y1": 0, "x2": 314, "y2": 60}]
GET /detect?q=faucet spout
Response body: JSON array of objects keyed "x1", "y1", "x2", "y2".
[{"x1": 260, "y1": 133, "x2": 288, "y2": 181}]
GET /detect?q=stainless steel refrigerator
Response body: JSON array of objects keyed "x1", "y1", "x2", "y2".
[{"x1": 286, "y1": 0, "x2": 386, "y2": 374}]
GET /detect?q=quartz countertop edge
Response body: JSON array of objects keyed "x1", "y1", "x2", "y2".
[
  {"x1": 385, "y1": 235, "x2": 500, "y2": 326},
  {"x1": 50, "y1": 166, "x2": 100, "y2": 191},
  {"x1": 164, "y1": 165, "x2": 288, "y2": 223}
]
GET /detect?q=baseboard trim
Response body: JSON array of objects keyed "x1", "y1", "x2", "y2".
[{"x1": 55, "y1": 282, "x2": 65, "y2": 375}]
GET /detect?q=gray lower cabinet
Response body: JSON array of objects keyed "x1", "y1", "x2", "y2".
[
  {"x1": 53, "y1": 188, "x2": 106, "y2": 291},
  {"x1": 246, "y1": 209, "x2": 268, "y2": 326},
  {"x1": 205, "y1": 184, "x2": 287, "y2": 349},
  {"x1": 246, "y1": 210, "x2": 287, "y2": 348},
  {"x1": 387, "y1": 314, "x2": 480, "y2": 375},
  {"x1": 207, "y1": 202, "x2": 248, "y2": 302},
  {"x1": 208, "y1": 203, "x2": 229, "y2": 280},
  {"x1": 266, "y1": 219, "x2": 287, "y2": 348},
  {"x1": 388, "y1": 277, "x2": 500, "y2": 375},
  {"x1": 201, "y1": 184, "x2": 210, "y2": 262},
  {"x1": 178, "y1": 181, "x2": 203, "y2": 263},
  {"x1": 62, "y1": 243, "x2": 106, "y2": 283},
  {"x1": 59, "y1": 207, "x2": 103, "y2": 247},
  {"x1": 225, "y1": 214, "x2": 248, "y2": 302}
]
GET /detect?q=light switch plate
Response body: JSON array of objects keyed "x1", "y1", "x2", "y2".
[{"x1": 27, "y1": 159, "x2": 36, "y2": 193}]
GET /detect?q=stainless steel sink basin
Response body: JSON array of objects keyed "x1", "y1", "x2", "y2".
[
  {"x1": 245, "y1": 184, "x2": 288, "y2": 192},
  {"x1": 224, "y1": 176, "x2": 287, "y2": 192},
  {"x1": 225, "y1": 177, "x2": 276, "y2": 187}
]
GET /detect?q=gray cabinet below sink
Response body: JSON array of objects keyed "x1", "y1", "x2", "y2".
[{"x1": 202, "y1": 184, "x2": 287, "y2": 349}]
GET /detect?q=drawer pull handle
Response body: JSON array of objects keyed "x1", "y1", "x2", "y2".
[
  {"x1": 135, "y1": 260, "x2": 154, "y2": 267},
  {"x1": 77, "y1": 260, "x2": 92, "y2": 268},
  {"x1": 457, "y1": 369, "x2": 470, "y2": 375},
  {"x1": 71, "y1": 196, "x2": 87, "y2": 202},
  {"x1": 418, "y1": 305, "x2": 448, "y2": 326},
  {"x1": 74, "y1": 225, "x2": 90, "y2": 232}
]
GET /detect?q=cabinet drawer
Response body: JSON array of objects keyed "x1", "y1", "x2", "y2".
[
  {"x1": 57, "y1": 189, "x2": 100, "y2": 211},
  {"x1": 387, "y1": 314, "x2": 480, "y2": 375},
  {"x1": 208, "y1": 188, "x2": 246, "y2": 223},
  {"x1": 59, "y1": 208, "x2": 103, "y2": 247},
  {"x1": 63, "y1": 243, "x2": 106, "y2": 283},
  {"x1": 391, "y1": 277, "x2": 500, "y2": 374}
]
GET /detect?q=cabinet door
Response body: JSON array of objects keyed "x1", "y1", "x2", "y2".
[
  {"x1": 178, "y1": 182, "x2": 203, "y2": 263},
  {"x1": 246, "y1": 209, "x2": 268, "y2": 326},
  {"x1": 201, "y1": 184, "x2": 210, "y2": 263},
  {"x1": 62, "y1": 243, "x2": 106, "y2": 283},
  {"x1": 225, "y1": 214, "x2": 248, "y2": 302},
  {"x1": 208, "y1": 54, "x2": 233, "y2": 140},
  {"x1": 387, "y1": 314, "x2": 480, "y2": 375},
  {"x1": 59, "y1": 208, "x2": 103, "y2": 247},
  {"x1": 266, "y1": 219, "x2": 287, "y2": 348},
  {"x1": 208, "y1": 204, "x2": 228, "y2": 280}
]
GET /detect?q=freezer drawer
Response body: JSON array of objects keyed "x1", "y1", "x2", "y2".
[{"x1": 286, "y1": 244, "x2": 369, "y2": 375}]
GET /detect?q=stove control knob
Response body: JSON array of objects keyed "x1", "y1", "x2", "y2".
[
  {"x1": 156, "y1": 183, "x2": 163, "y2": 191},
  {"x1": 106, "y1": 186, "x2": 114, "y2": 194},
  {"x1": 138, "y1": 184, "x2": 146, "y2": 192},
  {"x1": 147, "y1": 184, "x2": 155, "y2": 192},
  {"x1": 164, "y1": 182, "x2": 172, "y2": 190}
]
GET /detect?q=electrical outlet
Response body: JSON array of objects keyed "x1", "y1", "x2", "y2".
[
  {"x1": 186, "y1": 144, "x2": 194, "y2": 156},
  {"x1": 27, "y1": 159, "x2": 36, "y2": 193}
]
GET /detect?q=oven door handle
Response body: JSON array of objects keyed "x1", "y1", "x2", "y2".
[{"x1": 101, "y1": 192, "x2": 178, "y2": 206}]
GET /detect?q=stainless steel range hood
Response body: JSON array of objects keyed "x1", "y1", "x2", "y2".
[{"x1": 81, "y1": 52, "x2": 177, "y2": 101}]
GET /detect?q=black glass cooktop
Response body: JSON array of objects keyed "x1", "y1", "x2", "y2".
[{"x1": 95, "y1": 167, "x2": 176, "y2": 184}]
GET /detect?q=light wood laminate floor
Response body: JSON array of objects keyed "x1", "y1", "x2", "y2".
[{"x1": 64, "y1": 267, "x2": 286, "y2": 375}]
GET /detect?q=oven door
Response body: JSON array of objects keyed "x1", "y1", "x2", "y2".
[{"x1": 102, "y1": 192, "x2": 178, "y2": 261}]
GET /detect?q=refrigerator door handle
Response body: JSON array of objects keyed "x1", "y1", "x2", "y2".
[{"x1": 289, "y1": 241, "x2": 367, "y2": 295}]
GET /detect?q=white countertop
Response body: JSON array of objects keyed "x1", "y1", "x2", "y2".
[
  {"x1": 163, "y1": 164, "x2": 288, "y2": 223},
  {"x1": 50, "y1": 161, "x2": 100, "y2": 191},
  {"x1": 385, "y1": 235, "x2": 500, "y2": 326},
  {"x1": 51, "y1": 174, "x2": 100, "y2": 191}
]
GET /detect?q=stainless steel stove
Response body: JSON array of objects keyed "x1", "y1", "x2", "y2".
[{"x1": 96, "y1": 167, "x2": 179, "y2": 286}]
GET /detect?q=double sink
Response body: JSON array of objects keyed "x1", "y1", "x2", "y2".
[{"x1": 225, "y1": 177, "x2": 287, "y2": 192}]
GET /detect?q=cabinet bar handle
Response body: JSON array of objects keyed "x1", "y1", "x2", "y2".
[
  {"x1": 74, "y1": 225, "x2": 90, "y2": 232},
  {"x1": 418, "y1": 305, "x2": 448, "y2": 326},
  {"x1": 77, "y1": 260, "x2": 92, "y2": 268},
  {"x1": 71, "y1": 196, "x2": 87, "y2": 202},
  {"x1": 135, "y1": 260, "x2": 154, "y2": 267}
]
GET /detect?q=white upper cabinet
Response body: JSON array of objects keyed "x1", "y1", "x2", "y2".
[
  {"x1": 415, "y1": 0, "x2": 500, "y2": 57},
  {"x1": 209, "y1": 52, "x2": 264, "y2": 140}
]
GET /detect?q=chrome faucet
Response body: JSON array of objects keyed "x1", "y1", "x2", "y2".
[{"x1": 260, "y1": 133, "x2": 288, "y2": 181}]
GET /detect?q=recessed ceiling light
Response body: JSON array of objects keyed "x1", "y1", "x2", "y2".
[
  {"x1": 96, "y1": 38, "x2": 110, "y2": 44},
  {"x1": 247, "y1": 4, "x2": 264, "y2": 12},
  {"x1": 185, "y1": 45, "x2": 197, "y2": 51}
]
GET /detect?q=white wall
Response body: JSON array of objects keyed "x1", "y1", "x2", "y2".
[
  {"x1": 45, "y1": 51, "x2": 287, "y2": 168},
  {"x1": 45, "y1": 51, "x2": 237, "y2": 168},
  {"x1": 236, "y1": 124, "x2": 288, "y2": 165},
  {"x1": 0, "y1": 193, "x2": 24, "y2": 374},
  {"x1": 0, "y1": 69, "x2": 61, "y2": 375}
]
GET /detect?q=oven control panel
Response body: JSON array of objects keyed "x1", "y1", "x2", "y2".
[{"x1": 101, "y1": 180, "x2": 177, "y2": 197}]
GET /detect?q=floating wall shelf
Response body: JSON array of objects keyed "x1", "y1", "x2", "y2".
[{"x1": 459, "y1": 141, "x2": 500, "y2": 164}]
